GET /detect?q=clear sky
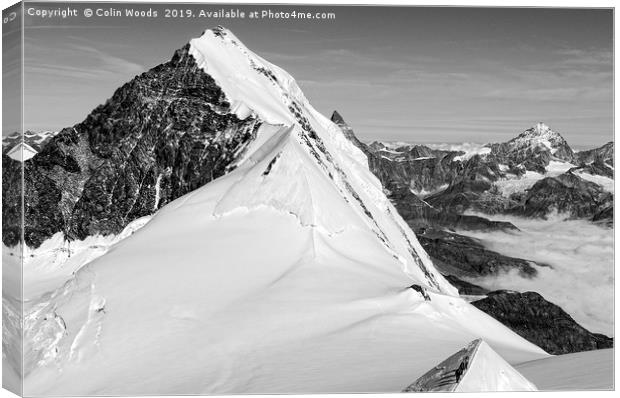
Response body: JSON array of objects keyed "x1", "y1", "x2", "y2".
[{"x1": 8, "y1": 2, "x2": 614, "y2": 148}]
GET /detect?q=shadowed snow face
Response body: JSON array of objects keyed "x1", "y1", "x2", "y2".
[{"x1": 459, "y1": 214, "x2": 613, "y2": 337}]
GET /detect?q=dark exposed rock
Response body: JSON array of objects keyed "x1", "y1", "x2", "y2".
[
  {"x1": 3, "y1": 43, "x2": 262, "y2": 248},
  {"x1": 367, "y1": 145, "x2": 463, "y2": 196},
  {"x1": 341, "y1": 126, "x2": 465, "y2": 197},
  {"x1": 454, "y1": 153, "x2": 504, "y2": 184},
  {"x1": 262, "y1": 152, "x2": 281, "y2": 176},
  {"x1": 570, "y1": 159, "x2": 613, "y2": 178},
  {"x1": 416, "y1": 229, "x2": 544, "y2": 278},
  {"x1": 441, "y1": 275, "x2": 489, "y2": 296},
  {"x1": 388, "y1": 185, "x2": 517, "y2": 232},
  {"x1": 426, "y1": 159, "x2": 613, "y2": 222},
  {"x1": 576, "y1": 141, "x2": 614, "y2": 166},
  {"x1": 592, "y1": 205, "x2": 613, "y2": 227},
  {"x1": 2, "y1": 155, "x2": 23, "y2": 246},
  {"x1": 409, "y1": 284, "x2": 431, "y2": 301},
  {"x1": 509, "y1": 171, "x2": 613, "y2": 219},
  {"x1": 403, "y1": 339, "x2": 481, "y2": 392},
  {"x1": 424, "y1": 172, "x2": 515, "y2": 216},
  {"x1": 472, "y1": 291, "x2": 613, "y2": 354},
  {"x1": 416, "y1": 147, "x2": 537, "y2": 216}
]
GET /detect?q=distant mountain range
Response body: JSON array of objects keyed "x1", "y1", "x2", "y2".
[
  {"x1": 332, "y1": 111, "x2": 614, "y2": 355},
  {"x1": 335, "y1": 118, "x2": 614, "y2": 228},
  {"x1": 3, "y1": 130, "x2": 57, "y2": 152}
]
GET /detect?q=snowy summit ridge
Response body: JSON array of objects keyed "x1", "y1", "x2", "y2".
[
  {"x1": 188, "y1": 26, "x2": 454, "y2": 294},
  {"x1": 13, "y1": 26, "x2": 548, "y2": 395}
]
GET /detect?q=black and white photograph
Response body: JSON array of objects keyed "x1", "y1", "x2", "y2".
[{"x1": 0, "y1": 0, "x2": 615, "y2": 395}]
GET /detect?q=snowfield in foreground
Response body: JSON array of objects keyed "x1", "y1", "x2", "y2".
[
  {"x1": 8, "y1": 27, "x2": 555, "y2": 395},
  {"x1": 516, "y1": 348, "x2": 614, "y2": 390}
]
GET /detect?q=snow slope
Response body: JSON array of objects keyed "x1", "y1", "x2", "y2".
[
  {"x1": 455, "y1": 340, "x2": 537, "y2": 392},
  {"x1": 16, "y1": 27, "x2": 547, "y2": 395},
  {"x1": 404, "y1": 339, "x2": 536, "y2": 392},
  {"x1": 2, "y1": 216, "x2": 152, "y2": 301},
  {"x1": 515, "y1": 348, "x2": 613, "y2": 391}
]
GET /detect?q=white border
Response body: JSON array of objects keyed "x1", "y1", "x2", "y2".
[{"x1": 0, "y1": 1, "x2": 616, "y2": 398}]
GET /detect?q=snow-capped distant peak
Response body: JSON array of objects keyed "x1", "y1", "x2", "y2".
[
  {"x1": 512, "y1": 123, "x2": 565, "y2": 148},
  {"x1": 506, "y1": 123, "x2": 574, "y2": 160}
]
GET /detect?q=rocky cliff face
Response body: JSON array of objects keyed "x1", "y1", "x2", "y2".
[
  {"x1": 576, "y1": 141, "x2": 614, "y2": 166},
  {"x1": 2, "y1": 156, "x2": 23, "y2": 246},
  {"x1": 3, "y1": 44, "x2": 262, "y2": 248},
  {"x1": 441, "y1": 275, "x2": 489, "y2": 296},
  {"x1": 365, "y1": 142, "x2": 463, "y2": 196},
  {"x1": 509, "y1": 171, "x2": 613, "y2": 219},
  {"x1": 417, "y1": 229, "x2": 545, "y2": 278},
  {"x1": 592, "y1": 205, "x2": 614, "y2": 227},
  {"x1": 472, "y1": 291, "x2": 613, "y2": 355},
  {"x1": 387, "y1": 185, "x2": 516, "y2": 232}
]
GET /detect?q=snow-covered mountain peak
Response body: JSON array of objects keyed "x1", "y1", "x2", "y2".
[
  {"x1": 506, "y1": 123, "x2": 574, "y2": 161},
  {"x1": 512, "y1": 123, "x2": 566, "y2": 148},
  {"x1": 189, "y1": 26, "x2": 308, "y2": 125},
  {"x1": 187, "y1": 26, "x2": 455, "y2": 295}
]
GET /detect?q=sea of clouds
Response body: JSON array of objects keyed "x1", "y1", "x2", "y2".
[{"x1": 458, "y1": 213, "x2": 614, "y2": 337}]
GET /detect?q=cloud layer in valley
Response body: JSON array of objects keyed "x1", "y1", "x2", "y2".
[{"x1": 458, "y1": 214, "x2": 614, "y2": 337}]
